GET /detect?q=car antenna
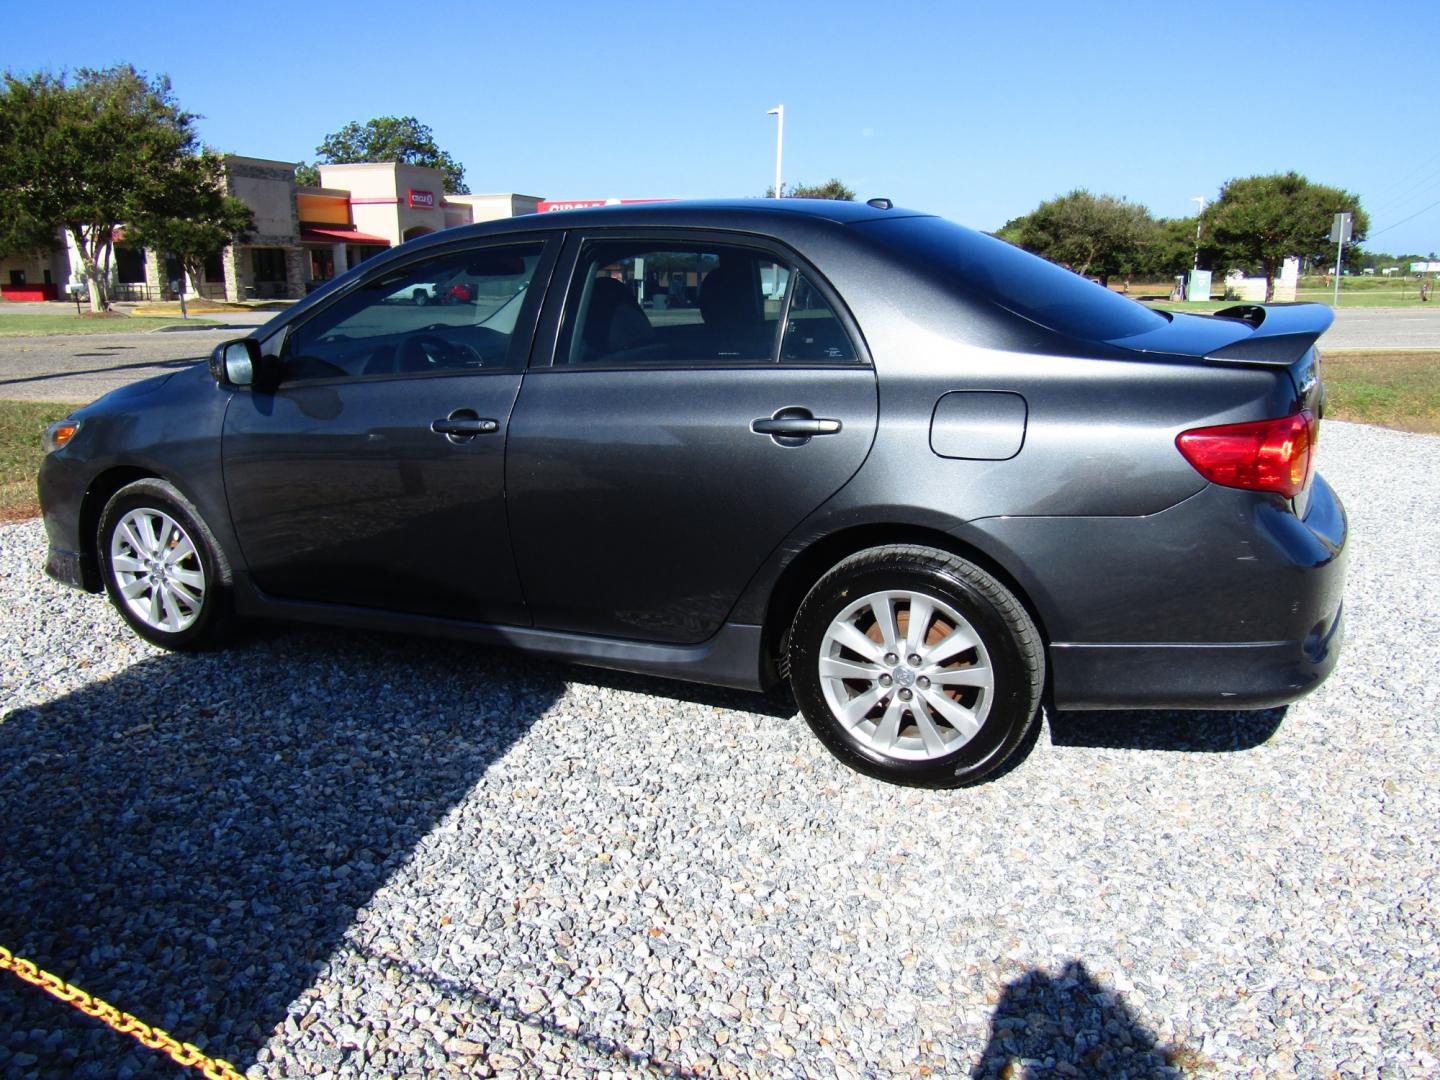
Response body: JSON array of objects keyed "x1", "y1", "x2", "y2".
[{"x1": 866, "y1": 197, "x2": 893, "y2": 210}]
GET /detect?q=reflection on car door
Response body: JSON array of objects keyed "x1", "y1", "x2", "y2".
[
  {"x1": 223, "y1": 375, "x2": 529, "y2": 622},
  {"x1": 221, "y1": 239, "x2": 553, "y2": 624}
]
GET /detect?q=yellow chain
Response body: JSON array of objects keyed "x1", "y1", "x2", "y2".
[{"x1": 0, "y1": 944, "x2": 245, "y2": 1080}]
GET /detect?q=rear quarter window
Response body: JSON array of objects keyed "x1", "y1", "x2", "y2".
[{"x1": 855, "y1": 215, "x2": 1167, "y2": 343}]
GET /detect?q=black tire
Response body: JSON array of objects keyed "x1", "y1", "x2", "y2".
[
  {"x1": 788, "y1": 545, "x2": 1043, "y2": 788},
  {"x1": 97, "y1": 478, "x2": 233, "y2": 650}
]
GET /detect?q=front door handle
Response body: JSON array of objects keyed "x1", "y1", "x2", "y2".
[
  {"x1": 432, "y1": 417, "x2": 498, "y2": 435},
  {"x1": 431, "y1": 410, "x2": 499, "y2": 442}
]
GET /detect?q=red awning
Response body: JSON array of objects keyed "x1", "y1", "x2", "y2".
[{"x1": 301, "y1": 226, "x2": 391, "y2": 246}]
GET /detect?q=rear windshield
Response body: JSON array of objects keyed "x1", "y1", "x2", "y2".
[{"x1": 854, "y1": 215, "x2": 1167, "y2": 342}]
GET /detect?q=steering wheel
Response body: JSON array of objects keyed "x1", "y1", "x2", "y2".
[{"x1": 400, "y1": 333, "x2": 456, "y2": 371}]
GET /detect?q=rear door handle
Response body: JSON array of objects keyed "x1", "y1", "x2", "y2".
[{"x1": 750, "y1": 417, "x2": 842, "y2": 436}]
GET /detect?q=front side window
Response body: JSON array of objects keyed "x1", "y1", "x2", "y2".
[
  {"x1": 560, "y1": 241, "x2": 790, "y2": 366},
  {"x1": 283, "y1": 243, "x2": 544, "y2": 381}
]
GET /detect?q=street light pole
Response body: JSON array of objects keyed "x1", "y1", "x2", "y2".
[
  {"x1": 767, "y1": 105, "x2": 784, "y2": 198},
  {"x1": 1191, "y1": 196, "x2": 1206, "y2": 269}
]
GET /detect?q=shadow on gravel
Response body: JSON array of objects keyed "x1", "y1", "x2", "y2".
[
  {"x1": 1047, "y1": 705, "x2": 1286, "y2": 753},
  {"x1": 971, "y1": 960, "x2": 1202, "y2": 1078},
  {"x1": 568, "y1": 663, "x2": 797, "y2": 720},
  {"x1": 0, "y1": 628, "x2": 566, "y2": 1077}
]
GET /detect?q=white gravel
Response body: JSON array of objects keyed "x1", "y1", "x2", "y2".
[{"x1": 1, "y1": 418, "x2": 1438, "y2": 1079}]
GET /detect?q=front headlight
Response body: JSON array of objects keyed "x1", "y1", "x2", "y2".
[{"x1": 45, "y1": 419, "x2": 80, "y2": 453}]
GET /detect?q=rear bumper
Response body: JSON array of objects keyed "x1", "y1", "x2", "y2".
[
  {"x1": 1051, "y1": 601, "x2": 1344, "y2": 709},
  {"x1": 971, "y1": 471, "x2": 1349, "y2": 712}
]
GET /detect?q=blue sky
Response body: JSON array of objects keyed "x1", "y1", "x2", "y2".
[{"x1": 4, "y1": 2, "x2": 1438, "y2": 254}]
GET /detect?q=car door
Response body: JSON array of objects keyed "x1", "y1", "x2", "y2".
[
  {"x1": 222, "y1": 238, "x2": 555, "y2": 624},
  {"x1": 505, "y1": 231, "x2": 878, "y2": 645}
]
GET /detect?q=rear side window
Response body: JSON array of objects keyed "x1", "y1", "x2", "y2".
[
  {"x1": 781, "y1": 274, "x2": 856, "y2": 363},
  {"x1": 560, "y1": 241, "x2": 787, "y2": 366},
  {"x1": 855, "y1": 215, "x2": 1166, "y2": 342}
]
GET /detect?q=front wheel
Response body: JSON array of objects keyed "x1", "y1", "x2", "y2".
[
  {"x1": 788, "y1": 545, "x2": 1044, "y2": 788},
  {"x1": 97, "y1": 478, "x2": 233, "y2": 650}
]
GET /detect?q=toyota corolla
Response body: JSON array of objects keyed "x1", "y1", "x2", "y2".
[{"x1": 39, "y1": 200, "x2": 1347, "y2": 787}]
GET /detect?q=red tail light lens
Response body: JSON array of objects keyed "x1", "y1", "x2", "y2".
[{"x1": 1176, "y1": 410, "x2": 1317, "y2": 498}]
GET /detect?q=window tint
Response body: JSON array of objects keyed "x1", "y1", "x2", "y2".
[
  {"x1": 283, "y1": 243, "x2": 543, "y2": 381},
  {"x1": 781, "y1": 274, "x2": 858, "y2": 362},
  {"x1": 855, "y1": 215, "x2": 1166, "y2": 342},
  {"x1": 561, "y1": 241, "x2": 788, "y2": 366}
]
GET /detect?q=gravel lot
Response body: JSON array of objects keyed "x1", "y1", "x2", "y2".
[{"x1": 1, "y1": 419, "x2": 1437, "y2": 1079}]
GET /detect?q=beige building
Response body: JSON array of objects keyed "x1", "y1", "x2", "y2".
[{"x1": 37, "y1": 156, "x2": 542, "y2": 304}]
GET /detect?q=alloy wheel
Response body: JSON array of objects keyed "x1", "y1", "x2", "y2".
[
  {"x1": 108, "y1": 507, "x2": 207, "y2": 634},
  {"x1": 817, "y1": 589, "x2": 994, "y2": 761}
]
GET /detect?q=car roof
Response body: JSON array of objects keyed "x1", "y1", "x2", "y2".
[
  {"x1": 529, "y1": 198, "x2": 926, "y2": 225},
  {"x1": 407, "y1": 198, "x2": 933, "y2": 249}
]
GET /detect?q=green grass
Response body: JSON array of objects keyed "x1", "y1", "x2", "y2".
[
  {"x1": 0, "y1": 400, "x2": 74, "y2": 522},
  {"x1": 0, "y1": 313, "x2": 213, "y2": 335},
  {"x1": 1322, "y1": 351, "x2": 1440, "y2": 433}
]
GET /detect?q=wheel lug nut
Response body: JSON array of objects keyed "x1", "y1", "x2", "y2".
[
  {"x1": 907, "y1": 653, "x2": 922, "y2": 667},
  {"x1": 899, "y1": 688, "x2": 913, "y2": 701},
  {"x1": 917, "y1": 676, "x2": 931, "y2": 689},
  {"x1": 884, "y1": 652, "x2": 898, "y2": 666},
  {"x1": 879, "y1": 674, "x2": 893, "y2": 687}
]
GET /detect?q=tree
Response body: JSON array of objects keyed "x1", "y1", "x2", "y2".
[
  {"x1": 1201, "y1": 172, "x2": 1368, "y2": 300},
  {"x1": 311, "y1": 116, "x2": 469, "y2": 194},
  {"x1": 766, "y1": 178, "x2": 856, "y2": 200},
  {"x1": 125, "y1": 150, "x2": 254, "y2": 298},
  {"x1": 294, "y1": 161, "x2": 320, "y2": 187},
  {"x1": 0, "y1": 65, "x2": 213, "y2": 311},
  {"x1": 1142, "y1": 216, "x2": 1202, "y2": 279},
  {"x1": 1007, "y1": 190, "x2": 1154, "y2": 285}
]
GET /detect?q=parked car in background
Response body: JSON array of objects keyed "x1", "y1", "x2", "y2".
[{"x1": 39, "y1": 200, "x2": 1347, "y2": 787}]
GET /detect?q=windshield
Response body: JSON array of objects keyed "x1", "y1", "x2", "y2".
[{"x1": 855, "y1": 215, "x2": 1167, "y2": 342}]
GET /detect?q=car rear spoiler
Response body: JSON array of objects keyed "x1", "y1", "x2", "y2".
[{"x1": 1202, "y1": 303, "x2": 1335, "y2": 366}]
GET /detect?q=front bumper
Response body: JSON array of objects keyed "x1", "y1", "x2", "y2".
[{"x1": 45, "y1": 544, "x2": 99, "y2": 592}]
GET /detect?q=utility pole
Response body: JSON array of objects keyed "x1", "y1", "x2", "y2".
[
  {"x1": 1191, "y1": 196, "x2": 1205, "y2": 269},
  {"x1": 767, "y1": 105, "x2": 784, "y2": 198}
]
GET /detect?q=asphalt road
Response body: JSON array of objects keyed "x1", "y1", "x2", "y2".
[
  {"x1": 0, "y1": 306, "x2": 1437, "y2": 405},
  {"x1": 1318, "y1": 307, "x2": 1440, "y2": 350},
  {"x1": 0, "y1": 319, "x2": 271, "y2": 404}
]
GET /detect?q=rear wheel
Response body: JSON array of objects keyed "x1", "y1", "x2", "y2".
[
  {"x1": 788, "y1": 545, "x2": 1043, "y2": 787},
  {"x1": 98, "y1": 479, "x2": 233, "y2": 650}
]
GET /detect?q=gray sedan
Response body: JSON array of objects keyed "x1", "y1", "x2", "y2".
[{"x1": 38, "y1": 200, "x2": 1346, "y2": 787}]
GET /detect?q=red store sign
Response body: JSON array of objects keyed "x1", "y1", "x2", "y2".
[
  {"x1": 536, "y1": 198, "x2": 671, "y2": 213},
  {"x1": 408, "y1": 189, "x2": 436, "y2": 209}
]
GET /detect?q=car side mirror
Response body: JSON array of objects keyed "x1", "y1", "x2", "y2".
[
  {"x1": 209, "y1": 338, "x2": 279, "y2": 392},
  {"x1": 211, "y1": 338, "x2": 259, "y2": 386}
]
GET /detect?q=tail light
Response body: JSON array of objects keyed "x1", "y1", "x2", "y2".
[{"x1": 1176, "y1": 410, "x2": 1317, "y2": 498}]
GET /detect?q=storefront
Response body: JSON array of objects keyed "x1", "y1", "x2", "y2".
[
  {"x1": 22, "y1": 157, "x2": 544, "y2": 304},
  {"x1": 0, "y1": 248, "x2": 68, "y2": 302}
]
